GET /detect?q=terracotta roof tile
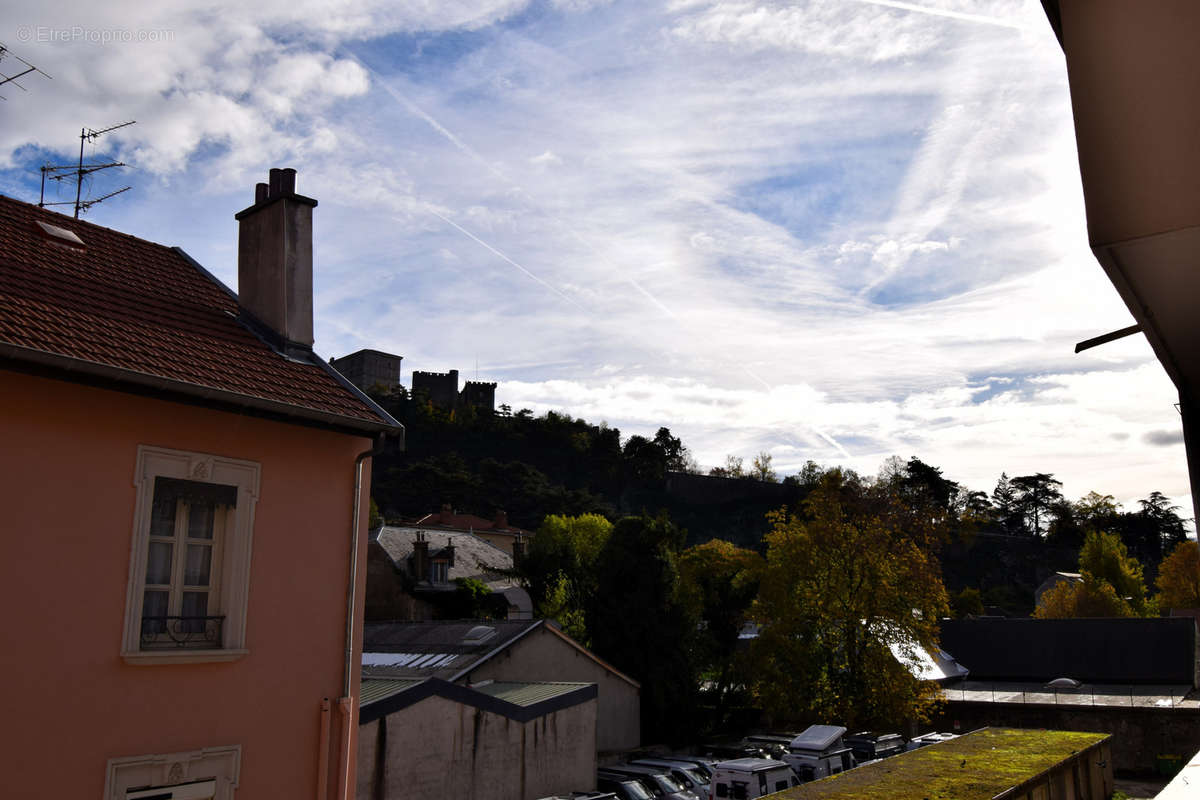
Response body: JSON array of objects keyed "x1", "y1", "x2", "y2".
[{"x1": 0, "y1": 195, "x2": 395, "y2": 430}]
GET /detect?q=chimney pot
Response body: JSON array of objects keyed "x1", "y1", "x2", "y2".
[
  {"x1": 255, "y1": 183, "x2": 269, "y2": 203},
  {"x1": 268, "y1": 168, "x2": 283, "y2": 197},
  {"x1": 279, "y1": 167, "x2": 296, "y2": 195}
]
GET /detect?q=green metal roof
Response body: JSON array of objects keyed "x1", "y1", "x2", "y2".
[
  {"x1": 471, "y1": 681, "x2": 593, "y2": 707},
  {"x1": 360, "y1": 678, "x2": 426, "y2": 706}
]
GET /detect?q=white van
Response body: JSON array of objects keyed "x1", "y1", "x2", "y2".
[
  {"x1": 708, "y1": 758, "x2": 798, "y2": 800},
  {"x1": 782, "y1": 725, "x2": 855, "y2": 783}
]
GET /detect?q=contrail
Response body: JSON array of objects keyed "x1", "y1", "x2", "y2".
[
  {"x1": 425, "y1": 208, "x2": 586, "y2": 311},
  {"x1": 848, "y1": 0, "x2": 1026, "y2": 30},
  {"x1": 346, "y1": 48, "x2": 853, "y2": 460}
]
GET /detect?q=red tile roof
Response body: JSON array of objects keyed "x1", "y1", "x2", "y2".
[
  {"x1": 0, "y1": 195, "x2": 397, "y2": 432},
  {"x1": 413, "y1": 510, "x2": 530, "y2": 535}
]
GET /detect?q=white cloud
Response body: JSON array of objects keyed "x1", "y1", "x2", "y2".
[{"x1": 2, "y1": 0, "x2": 1188, "y2": 516}]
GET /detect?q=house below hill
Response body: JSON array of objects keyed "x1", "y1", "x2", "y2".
[
  {"x1": 361, "y1": 618, "x2": 640, "y2": 755},
  {"x1": 365, "y1": 525, "x2": 532, "y2": 621}
]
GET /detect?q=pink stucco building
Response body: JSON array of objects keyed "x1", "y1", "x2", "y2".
[{"x1": 0, "y1": 169, "x2": 401, "y2": 799}]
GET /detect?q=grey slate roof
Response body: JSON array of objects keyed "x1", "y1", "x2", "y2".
[
  {"x1": 374, "y1": 525, "x2": 515, "y2": 589},
  {"x1": 361, "y1": 618, "x2": 544, "y2": 680}
]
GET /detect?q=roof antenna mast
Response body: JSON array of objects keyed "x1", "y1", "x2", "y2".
[
  {"x1": 0, "y1": 42, "x2": 52, "y2": 101},
  {"x1": 39, "y1": 120, "x2": 136, "y2": 218}
]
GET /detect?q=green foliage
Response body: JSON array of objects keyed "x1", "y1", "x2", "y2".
[
  {"x1": 1009, "y1": 473, "x2": 1064, "y2": 537},
  {"x1": 536, "y1": 572, "x2": 588, "y2": 642},
  {"x1": 951, "y1": 586, "x2": 984, "y2": 618},
  {"x1": 678, "y1": 539, "x2": 765, "y2": 727},
  {"x1": 1080, "y1": 530, "x2": 1148, "y2": 612},
  {"x1": 520, "y1": 513, "x2": 612, "y2": 644},
  {"x1": 368, "y1": 496, "x2": 383, "y2": 529},
  {"x1": 751, "y1": 451, "x2": 778, "y2": 483},
  {"x1": 750, "y1": 471, "x2": 948, "y2": 729},
  {"x1": 1035, "y1": 530, "x2": 1149, "y2": 618},
  {"x1": 589, "y1": 514, "x2": 698, "y2": 743},
  {"x1": 1035, "y1": 573, "x2": 1133, "y2": 619},
  {"x1": 438, "y1": 577, "x2": 505, "y2": 619}
]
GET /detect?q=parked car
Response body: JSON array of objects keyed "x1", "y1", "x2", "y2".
[
  {"x1": 597, "y1": 771, "x2": 655, "y2": 800},
  {"x1": 537, "y1": 794, "x2": 619, "y2": 800},
  {"x1": 604, "y1": 764, "x2": 699, "y2": 800},
  {"x1": 743, "y1": 733, "x2": 799, "y2": 761},
  {"x1": 656, "y1": 756, "x2": 718, "y2": 781},
  {"x1": 700, "y1": 742, "x2": 769, "y2": 761},
  {"x1": 708, "y1": 758, "x2": 799, "y2": 800},
  {"x1": 630, "y1": 759, "x2": 711, "y2": 795},
  {"x1": 844, "y1": 731, "x2": 905, "y2": 763},
  {"x1": 783, "y1": 725, "x2": 855, "y2": 782}
]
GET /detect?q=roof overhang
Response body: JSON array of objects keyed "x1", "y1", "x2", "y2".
[
  {"x1": 1043, "y1": 0, "x2": 1200, "y2": 400},
  {"x1": 1, "y1": 341, "x2": 403, "y2": 439}
]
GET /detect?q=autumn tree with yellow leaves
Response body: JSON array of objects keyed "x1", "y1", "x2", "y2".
[
  {"x1": 1156, "y1": 540, "x2": 1200, "y2": 610},
  {"x1": 750, "y1": 470, "x2": 949, "y2": 729}
]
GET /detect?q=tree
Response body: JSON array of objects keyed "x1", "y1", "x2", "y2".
[
  {"x1": 724, "y1": 455, "x2": 746, "y2": 478},
  {"x1": 678, "y1": 539, "x2": 765, "y2": 725},
  {"x1": 1035, "y1": 573, "x2": 1134, "y2": 619},
  {"x1": 590, "y1": 514, "x2": 698, "y2": 743},
  {"x1": 1034, "y1": 530, "x2": 1149, "y2": 618},
  {"x1": 1156, "y1": 540, "x2": 1200, "y2": 610},
  {"x1": 951, "y1": 587, "x2": 984, "y2": 618},
  {"x1": 991, "y1": 473, "x2": 1022, "y2": 535},
  {"x1": 750, "y1": 471, "x2": 948, "y2": 729},
  {"x1": 1009, "y1": 473, "x2": 1064, "y2": 537},
  {"x1": 751, "y1": 451, "x2": 778, "y2": 483},
  {"x1": 1139, "y1": 491, "x2": 1188, "y2": 557},
  {"x1": 1079, "y1": 529, "x2": 1148, "y2": 613},
  {"x1": 519, "y1": 513, "x2": 612, "y2": 643}
]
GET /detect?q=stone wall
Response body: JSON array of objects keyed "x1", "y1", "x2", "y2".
[{"x1": 358, "y1": 692, "x2": 597, "y2": 800}]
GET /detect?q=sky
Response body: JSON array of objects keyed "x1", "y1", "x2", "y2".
[{"x1": 1, "y1": 0, "x2": 1192, "y2": 520}]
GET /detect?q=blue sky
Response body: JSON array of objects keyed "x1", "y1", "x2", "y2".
[{"x1": 2, "y1": 0, "x2": 1191, "y2": 519}]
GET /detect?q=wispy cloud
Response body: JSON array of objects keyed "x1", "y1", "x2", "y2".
[{"x1": 1, "y1": 0, "x2": 1188, "y2": 512}]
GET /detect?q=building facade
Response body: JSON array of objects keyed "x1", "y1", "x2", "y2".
[
  {"x1": 330, "y1": 349, "x2": 404, "y2": 394},
  {"x1": 0, "y1": 170, "x2": 400, "y2": 800}
]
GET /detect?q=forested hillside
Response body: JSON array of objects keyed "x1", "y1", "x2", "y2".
[{"x1": 368, "y1": 389, "x2": 1188, "y2": 616}]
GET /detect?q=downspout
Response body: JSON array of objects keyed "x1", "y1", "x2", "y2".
[
  {"x1": 317, "y1": 697, "x2": 331, "y2": 800},
  {"x1": 337, "y1": 432, "x2": 387, "y2": 800}
]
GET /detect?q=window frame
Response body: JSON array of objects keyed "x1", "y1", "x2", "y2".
[
  {"x1": 121, "y1": 446, "x2": 260, "y2": 665},
  {"x1": 104, "y1": 745, "x2": 240, "y2": 800}
]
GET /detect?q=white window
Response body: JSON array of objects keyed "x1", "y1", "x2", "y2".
[
  {"x1": 430, "y1": 560, "x2": 449, "y2": 584},
  {"x1": 105, "y1": 746, "x2": 240, "y2": 800},
  {"x1": 122, "y1": 446, "x2": 260, "y2": 665}
]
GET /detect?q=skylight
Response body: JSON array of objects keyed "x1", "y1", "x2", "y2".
[{"x1": 36, "y1": 220, "x2": 85, "y2": 247}]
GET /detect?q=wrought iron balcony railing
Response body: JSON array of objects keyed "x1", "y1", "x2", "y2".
[{"x1": 140, "y1": 616, "x2": 225, "y2": 649}]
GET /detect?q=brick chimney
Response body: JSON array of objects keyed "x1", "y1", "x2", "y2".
[
  {"x1": 235, "y1": 168, "x2": 317, "y2": 356},
  {"x1": 440, "y1": 503, "x2": 453, "y2": 524},
  {"x1": 493, "y1": 510, "x2": 508, "y2": 530},
  {"x1": 412, "y1": 532, "x2": 429, "y2": 582},
  {"x1": 512, "y1": 534, "x2": 524, "y2": 569}
]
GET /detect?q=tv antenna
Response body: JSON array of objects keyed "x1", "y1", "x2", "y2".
[
  {"x1": 0, "y1": 42, "x2": 52, "y2": 100},
  {"x1": 39, "y1": 120, "x2": 136, "y2": 218}
]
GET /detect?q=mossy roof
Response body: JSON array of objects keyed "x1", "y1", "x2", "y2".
[{"x1": 771, "y1": 728, "x2": 1108, "y2": 800}]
